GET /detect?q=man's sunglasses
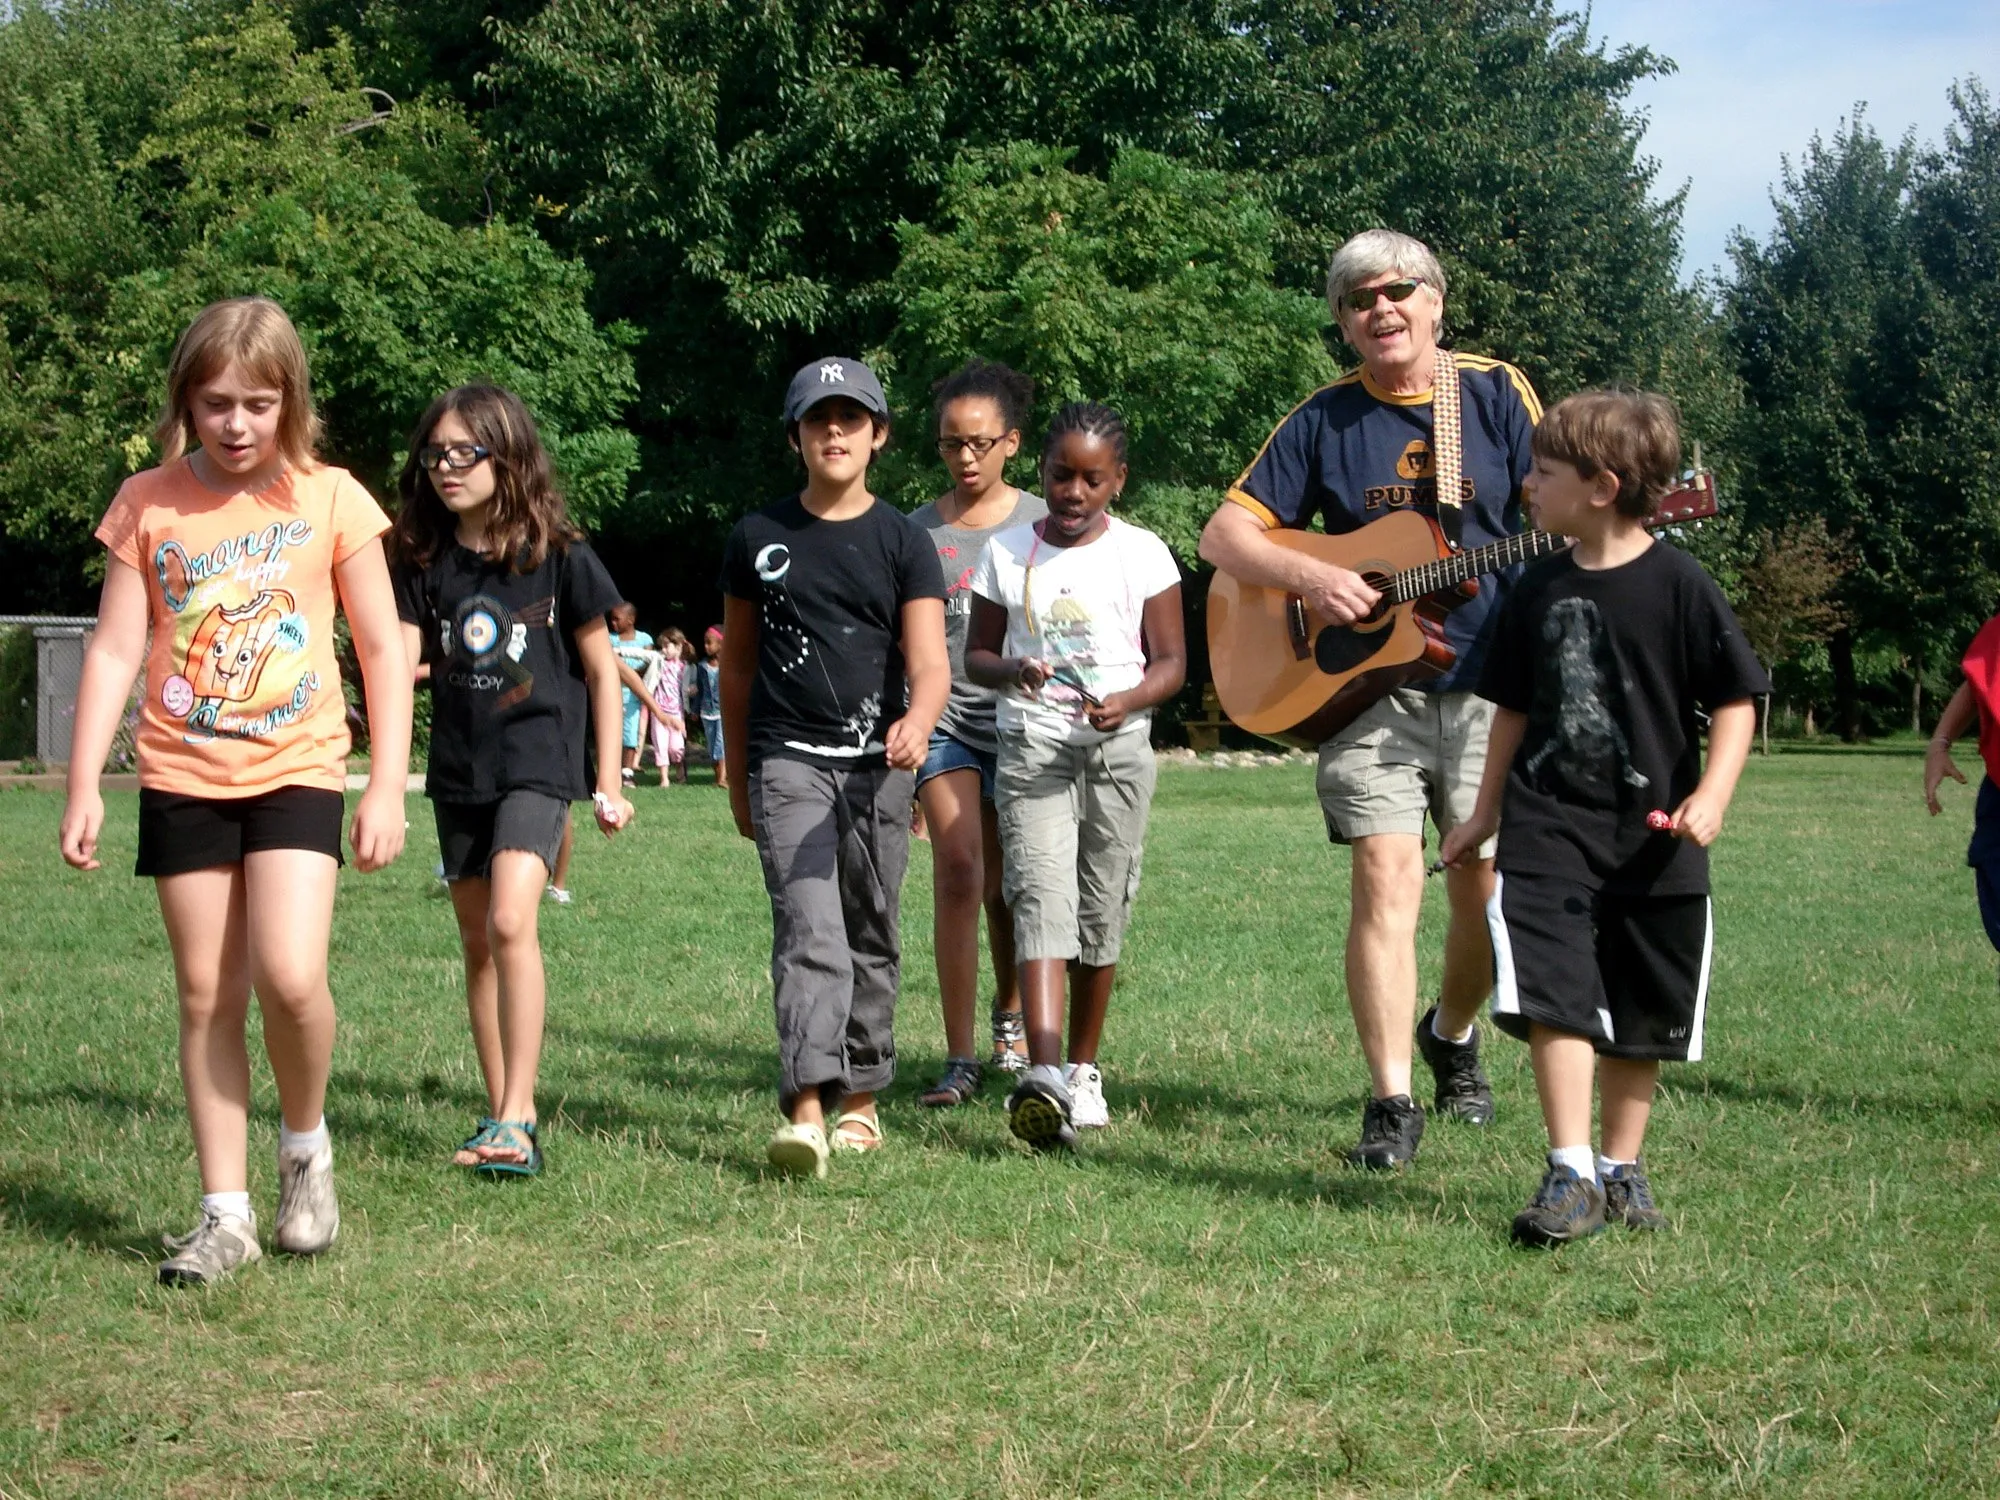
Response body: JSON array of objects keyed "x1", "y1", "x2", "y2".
[
  {"x1": 1339, "y1": 278, "x2": 1427, "y2": 313},
  {"x1": 936, "y1": 434, "x2": 1009, "y2": 458},
  {"x1": 418, "y1": 443, "x2": 491, "y2": 471}
]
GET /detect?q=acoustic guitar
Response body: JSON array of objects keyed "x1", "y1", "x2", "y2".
[{"x1": 1206, "y1": 472, "x2": 1718, "y2": 748}]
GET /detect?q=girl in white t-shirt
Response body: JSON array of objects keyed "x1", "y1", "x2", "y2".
[{"x1": 965, "y1": 402, "x2": 1186, "y2": 1150}]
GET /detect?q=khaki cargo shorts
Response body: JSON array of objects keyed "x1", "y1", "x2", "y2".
[{"x1": 1316, "y1": 687, "x2": 1497, "y2": 856}]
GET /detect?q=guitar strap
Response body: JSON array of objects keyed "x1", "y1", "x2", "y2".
[{"x1": 1431, "y1": 348, "x2": 1463, "y2": 548}]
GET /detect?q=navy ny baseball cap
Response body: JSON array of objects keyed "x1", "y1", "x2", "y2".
[{"x1": 783, "y1": 357, "x2": 890, "y2": 424}]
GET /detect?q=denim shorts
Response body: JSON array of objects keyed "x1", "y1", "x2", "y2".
[
  {"x1": 917, "y1": 729, "x2": 997, "y2": 802},
  {"x1": 433, "y1": 790, "x2": 570, "y2": 881}
]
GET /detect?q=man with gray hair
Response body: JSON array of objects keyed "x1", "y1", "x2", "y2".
[{"x1": 1198, "y1": 228, "x2": 1543, "y2": 1169}]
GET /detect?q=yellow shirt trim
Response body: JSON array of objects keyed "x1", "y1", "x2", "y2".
[{"x1": 1222, "y1": 488, "x2": 1280, "y2": 530}]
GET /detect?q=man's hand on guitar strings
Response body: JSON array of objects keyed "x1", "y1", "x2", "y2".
[{"x1": 1301, "y1": 559, "x2": 1383, "y2": 626}]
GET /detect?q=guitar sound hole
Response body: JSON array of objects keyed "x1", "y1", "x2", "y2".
[{"x1": 1315, "y1": 623, "x2": 1390, "y2": 676}]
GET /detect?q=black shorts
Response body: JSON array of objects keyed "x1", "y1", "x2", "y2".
[
  {"x1": 433, "y1": 791, "x2": 570, "y2": 881},
  {"x1": 135, "y1": 786, "x2": 346, "y2": 878},
  {"x1": 1487, "y1": 871, "x2": 1712, "y2": 1062}
]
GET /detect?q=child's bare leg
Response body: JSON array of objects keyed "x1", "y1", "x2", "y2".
[
  {"x1": 157, "y1": 867, "x2": 254, "y2": 1193},
  {"x1": 715, "y1": 755, "x2": 728, "y2": 790},
  {"x1": 482, "y1": 849, "x2": 549, "y2": 1154},
  {"x1": 1597, "y1": 1057, "x2": 1660, "y2": 1161},
  {"x1": 1066, "y1": 963, "x2": 1116, "y2": 1065},
  {"x1": 921, "y1": 769, "x2": 986, "y2": 1059},
  {"x1": 448, "y1": 877, "x2": 505, "y2": 1126},
  {"x1": 550, "y1": 814, "x2": 574, "y2": 892},
  {"x1": 1020, "y1": 958, "x2": 1068, "y2": 1069},
  {"x1": 242, "y1": 849, "x2": 339, "y2": 1134},
  {"x1": 1527, "y1": 1023, "x2": 1596, "y2": 1150},
  {"x1": 982, "y1": 799, "x2": 1023, "y2": 1039}
]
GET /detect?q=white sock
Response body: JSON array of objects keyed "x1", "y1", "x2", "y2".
[
  {"x1": 1598, "y1": 1154, "x2": 1636, "y2": 1180},
  {"x1": 1549, "y1": 1144, "x2": 1598, "y2": 1183},
  {"x1": 279, "y1": 1118, "x2": 329, "y2": 1157},
  {"x1": 202, "y1": 1190, "x2": 253, "y2": 1222},
  {"x1": 1431, "y1": 1010, "x2": 1474, "y2": 1046}
]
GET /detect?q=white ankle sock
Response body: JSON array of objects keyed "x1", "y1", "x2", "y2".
[
  {"x1": 202, "y1": 1190, "x2": 253, "y2": 1222},
  {"x1": 1549, "y1": 1145, "x2": 1598, "y2": 1183},
  {"x1": 1597, "y1": 1154, "x2": 1635, "y2": 1180},
  {"x1": 1431, "y1": 1010, "x2": 1474, "y2": 1045},
  {"x1": 279, "y1": 1118, "x2": 329, "y2": 1157}
]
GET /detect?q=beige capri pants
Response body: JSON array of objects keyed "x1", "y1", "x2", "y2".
[{"x1": 995, "y1": 726, "x2": 1158, "y2": 968}]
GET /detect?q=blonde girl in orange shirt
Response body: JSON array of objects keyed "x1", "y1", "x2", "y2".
[{"x1": 59, "y1": 298, "x2": 412, "y2": 1287}]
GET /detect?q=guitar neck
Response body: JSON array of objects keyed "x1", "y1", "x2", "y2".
[{"x1": 1389, "y1": 530, "x2": 1567, "y2": 604}]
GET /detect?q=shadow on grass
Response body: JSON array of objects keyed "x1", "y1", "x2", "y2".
[{"x1": 0, "y1": 1169, "x2": 154, "y2": 1255}]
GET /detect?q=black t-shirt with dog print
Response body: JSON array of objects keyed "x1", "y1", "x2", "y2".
[{"x1": 1477, "y1": 541, "x2": 1769, "y2": 895}]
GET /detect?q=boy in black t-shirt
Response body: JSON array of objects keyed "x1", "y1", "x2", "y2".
[
  {"x1": 719, "y1": 357, "x2": 949, "y2": 1179},
  {"x1": 1441, "y1": 391, "x2": 1768, "y2": 1247}
]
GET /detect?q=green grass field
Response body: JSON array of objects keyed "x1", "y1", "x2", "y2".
[{"x1": 4, "y1": 748, "x2": 1999, "y2": 1497}]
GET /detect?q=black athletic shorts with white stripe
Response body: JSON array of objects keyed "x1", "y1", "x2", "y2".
[{"x1": 1486, "y1": 871, "x2": 1712, "y2": 1062}]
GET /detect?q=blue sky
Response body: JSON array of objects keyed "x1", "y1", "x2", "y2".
[{"x1": 1581, "y1": 0, "x2": 1997, "y2": 280}]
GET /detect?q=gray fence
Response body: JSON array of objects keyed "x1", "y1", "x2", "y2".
[{"x1": 0, "y1": 616, "x2": 96, "y2": 763}]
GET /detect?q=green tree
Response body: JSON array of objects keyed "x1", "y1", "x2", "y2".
[
  {"x1": 0, "y1": 1, "x2": 638, "y2": 604},
  {"x1": 881, "y1": 145, "x2": 1334, "y2": 562}
]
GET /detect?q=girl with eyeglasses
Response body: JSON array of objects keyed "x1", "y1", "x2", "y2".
[
  {"x1": 389, "y1": 384, "x2": 635, "y2": 1177},
  {"x1": 908, "y1": 361, "x2": 1049, "y2": 1107}
]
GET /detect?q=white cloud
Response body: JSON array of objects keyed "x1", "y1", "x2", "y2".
[{"x1": 1581, "y1": 0, "x2": 1995, "y2": 279}]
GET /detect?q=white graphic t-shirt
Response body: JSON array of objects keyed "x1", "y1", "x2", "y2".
[{"x1": 970, "y1": 515, "x2": 1181, "y2": 746}]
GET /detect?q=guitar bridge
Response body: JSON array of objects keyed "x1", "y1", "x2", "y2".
[{"x1": 1286, "y1": 595, "x2": 1311, "y2": 660}]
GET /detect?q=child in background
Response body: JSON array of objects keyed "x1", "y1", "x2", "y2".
[
  {"x1": 391, "y1": 384, "x2": 635, "y2": 1177},
  {"x1": 721, "y1": 356, "x2": 948, "y2": 1178},
  {"x1": 1440, "y1": 390, "x2": 1768, "y2": 1245},
  {"x1": 60, "y1": 296, "x2": 412, "y2": 1285},
  {"x1": 690, "y1": 626, "x2": 727, "y2": 787},
  {"x1": 647, "y1": 627, "x2": 691, "y2": 783},
  {"x1": 546, "y1": 807, "x2": 575, "y2": 904},
  {"x1": 965, "y1": 402, "x2": 1186, "y2": 1150},
  {"x1": 609, "y1": 602, "x2": 653, "y2": 786},
  {"x1": 1922, "y1": 614, "x2": 2000, "y2": 967},
  {"x1": 910, "y1": 360, "x2": 1046, "y2": 1106}
]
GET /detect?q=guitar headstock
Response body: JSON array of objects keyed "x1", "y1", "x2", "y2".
[{"x1": 1648, "y1": 469, "x2": 1718, "y2": 527}]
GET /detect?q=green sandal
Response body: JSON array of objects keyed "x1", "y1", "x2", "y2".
[
  {"x1": 454, "y1": 1117, "x2": 500, "y2": 1168},
  {"x1": 475, "y1": 1120, "x2": 543, "y2": 1178}
]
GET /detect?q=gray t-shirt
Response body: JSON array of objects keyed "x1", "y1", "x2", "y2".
[{"x1": 909, "y1": 488, "x2": 1048, "y2": 754}]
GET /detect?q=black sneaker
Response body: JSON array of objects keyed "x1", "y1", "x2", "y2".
[
  {"x1": 1345, "y1": 1093, "x2": 1425, "y2": 1170},
  {"x1": 1416, "y1": 1004, "x2": 1495, "y2": 1125},
  {"x1": 1006, "y1": 1073, "x2": 1077, "y2": 1152},
  {"x1": 1511, "y1": 1163, "x2": 1607, "y2": 1247},
  {"x1": 1602, "y1": 1159, "x2": 1667, "y2": 1230}
]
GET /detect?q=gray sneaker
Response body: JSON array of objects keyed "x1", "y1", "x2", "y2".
[
  {"x1": 274, "y1": 1139, "x2": 340, "y2": 1255},
  {"x1": 158, "y1": 1208, "x2": 262, "y2": 1287},
  {"x1": 1602, "y1": 1159, "x2": 1667, "y2": 1231}
]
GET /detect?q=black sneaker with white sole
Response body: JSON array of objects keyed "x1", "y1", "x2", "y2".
[
  {"x1": 1006, "y1": 1073, "x2": 1077, "y2": 1152},
  {"x1": 1346, "y1": 1093, "x2": 1425, "y2": 1170},
  {"x1": 1415, "y1": 1004, "x2": 1495, "y2": 1125},
  {"x1": 1511, "y1": 1163, "x2": 1607, "y2": 1247},
  {"x1": 1601, "y1": 1159, "x2": 1667, "y2": 1230}
]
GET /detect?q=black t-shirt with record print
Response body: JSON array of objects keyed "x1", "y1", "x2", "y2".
[
  {"x1": 719, "y1": 494, "x2": 947, "y2": 772},
  {"x1": 394, "y1": 540, "x2": 623, "y2": 802},
  {"x1": 1476, "y1": 541, "x2": 1770, "y2": 896}
]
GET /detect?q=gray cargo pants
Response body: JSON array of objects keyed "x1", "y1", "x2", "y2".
[{"x1": 749, "y1": 757, "x2": 915, "y2": 1110}]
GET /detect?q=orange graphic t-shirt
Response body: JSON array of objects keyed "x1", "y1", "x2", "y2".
[{"x1": 95, "y1": 459, "x2": 391, "y2": 798}]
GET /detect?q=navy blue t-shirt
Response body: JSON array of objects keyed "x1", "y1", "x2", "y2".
[{"x1": 1227, "y1": 355, "x2": 1541, "y2": 691}]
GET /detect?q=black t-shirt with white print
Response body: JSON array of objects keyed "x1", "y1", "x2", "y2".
[
  {"x1": 1476, "y1": 541, "x2": 1770, "y2": 895},
  {"x1": 719, "y1": 494, "x2": 947, "y2": 771},
  {"x1": 394, "y1": 540, "x2": 623, "y2": 803}
]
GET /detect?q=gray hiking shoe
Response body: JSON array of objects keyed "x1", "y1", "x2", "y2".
[
  {"x1": 1602, "y1": 1159, "x2": 1667, "y2": 1231},
  {"x1": 1511, "y1": 1163, "x2": 1607, "y2": 1247},
  {"x1": 158, "y1": 1208, "x2": 262, "y2": 1287},
  {"x1": 1006, "y1": 1069, "x2": 1077, "y2": 1152},
  {"x1": 274, "y1": 1139, "x2": 340, "y2": 1256}
]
